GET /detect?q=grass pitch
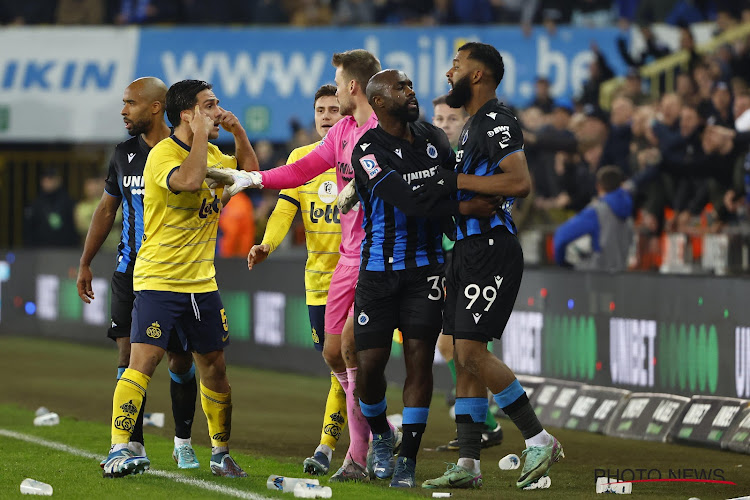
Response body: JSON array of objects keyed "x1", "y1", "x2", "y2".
[{"x1": 0, "y1": 336, "x2": 748, "y2": 499}]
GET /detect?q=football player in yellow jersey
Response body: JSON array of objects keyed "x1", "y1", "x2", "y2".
[
  {"x1": 246, "y1": 84, "x2": 347, "y2": 475},
  {"x1": 103, "y1": 79, "x2": 259, "y2": 479}
]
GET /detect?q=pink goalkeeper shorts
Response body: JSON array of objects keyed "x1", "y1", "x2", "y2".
[{"x1": 324, "y1": 261, "x2": 358, "y2": 335}]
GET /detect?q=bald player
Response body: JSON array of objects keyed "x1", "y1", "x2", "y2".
[{"x1": 77, "y1": 77, "x2": 200, "y2": 470}]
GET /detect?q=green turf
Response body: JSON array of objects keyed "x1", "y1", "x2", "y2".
[{"x1": 0, "y1": 336, "x2": 748, "y2": 499}]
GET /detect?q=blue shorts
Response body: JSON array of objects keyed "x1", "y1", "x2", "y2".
[
  {"x1": 308, "y1": 304, "x2": 326, "y2": 352},
  {"x1": 131, "y1": 290, "x2": 229, "y2": 354}
]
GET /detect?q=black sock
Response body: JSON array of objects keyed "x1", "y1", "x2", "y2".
[
  {"x1": 364, "y1": 411, "x2": 390, "y2": 435},
  {"x1": 399, "y1": 423, "x2": 426, "y2": 461},
  {"x1": 502, "y1": 393, "x2": 543, "y2": 440},
  {"x1": 456, "y1": 414, "x2": 482, "y2": 460},
  {"x1": 171, "y1": 376, "x2": 197, "y2": 439},
  {"x1": 131, "y1": 394, "x2": 145, "y2": 445}
]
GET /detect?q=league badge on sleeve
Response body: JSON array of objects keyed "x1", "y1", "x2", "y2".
[{"x1": 359, "y1": 154, "x2": 382, "y2": 179}]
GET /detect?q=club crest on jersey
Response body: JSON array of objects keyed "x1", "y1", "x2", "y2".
[
  {"x1": 127, "y1": 152, "x2": 136, "y2": 163},
  {"x1": 426, "y1": 143, "x2": 438, "y2": 159},
  {"x1": 358, "y1": 311, "x2": 369, "y2": 325},
  {"x1": 318, "y1": 180, "x2": 338, "y2": 203},
  {"x1": 359, "y1": 154, "x2": 381, "y2": 179},
  {"x1": 460, "y1": 129, "x2": 469, "y2": 145}
]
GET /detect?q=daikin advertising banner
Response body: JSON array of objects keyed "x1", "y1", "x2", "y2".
[{"x1": 0, "y1": 26, "x2": 626, "y2": 142}]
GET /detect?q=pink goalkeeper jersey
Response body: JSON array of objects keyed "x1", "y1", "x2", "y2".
[{"x1": 260, "y1": 113, "x2": 378, "y2": 266}]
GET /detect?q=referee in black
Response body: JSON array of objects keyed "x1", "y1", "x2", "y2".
[
  {"x1": 422, "y1": 43, "x2": 563, "y2": 491},
  {"x1": 350, "y1": 69, "x2": 497, "y2": 488}
]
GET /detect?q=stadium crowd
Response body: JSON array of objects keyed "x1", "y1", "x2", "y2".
[{"x1": 1, "y1": 0, "x2": 743, "y2": 27}]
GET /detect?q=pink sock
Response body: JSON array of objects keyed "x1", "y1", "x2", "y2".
[
  {"x1": 334, "y1": 371, "x2": 349, "y2": 392},
  {"x1": 344, "y1": 367, "x2": 370, "y2": 466}
]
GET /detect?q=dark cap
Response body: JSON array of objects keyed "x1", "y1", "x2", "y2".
[
  {"x1": 625, "y1": 67, "x2": 640, "y2": 79},
  {"x1": 713, "y1": 80, "x2": 731, "y2": 92}
]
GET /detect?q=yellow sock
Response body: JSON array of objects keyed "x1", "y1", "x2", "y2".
[
  {"x1": 200, "y1": 381, "x2": 232, "y2": 448},
  {"x1": 320, "y1": 372, "x2": 347, "y2": 450},
  {"x1": 111, "y1": 368, "x2": 150, "y2": 445}
]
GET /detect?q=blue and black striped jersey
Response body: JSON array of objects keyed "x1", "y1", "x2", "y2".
[
  {"x1": 103, "y1": 135, "x2": 150, "y2": 274},
  {"x1": 352, "y1": 121, "x2": 456, "y2": 272},
  {"x1": 452, "y1": 99, "x2": 523, "y2": 240}
]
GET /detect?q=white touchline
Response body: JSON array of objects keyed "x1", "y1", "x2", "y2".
[{"x1": 0, "y1": 429, "x2": 271, "y2": 500}]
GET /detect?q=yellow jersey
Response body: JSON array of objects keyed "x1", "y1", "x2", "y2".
[
  {"x1": 133, "y1": 135, "x2": 237, "y2": 293},
  {"x1": 261, "y1": 142, "x2": 341, "y2": 305}
]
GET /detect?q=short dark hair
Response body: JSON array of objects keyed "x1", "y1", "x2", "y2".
[
  {"x1": 166, "y1": 80, "x2": 212, "y2": 128},
  {"x1": 331, "y1": 50, "x2": 381, "y2": 92},
  {"x1": 597, "y1": 165, "x2": 623, "y2": 193},
  {"x1": 458, "y1": 42, "x2": 505, "y2": 88},
  {"x1": 314, "y1": 84, "x2": 337, "y2": 106}
]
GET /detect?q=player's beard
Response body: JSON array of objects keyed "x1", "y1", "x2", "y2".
[
  {"x1": 127, "y1": 118, "x2": 150, "y2": 137},
  {"x1": 393, "y1": 100, "x2": 419, "y2": 122},
  {"x1": 446, "y1": 74, "x2": 472, "y2": 109}
]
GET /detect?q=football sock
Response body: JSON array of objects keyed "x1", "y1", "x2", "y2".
[
  {"x1": 400, "y1": 407, "x2": 429, "y2": 461},
  {"x1": 344, "y1": 367, "x2": 370, "y2": 466},
  {"x1": 359, "y1": 398, "x2": 389, "y2": 435},
  {"x1": 455, "y1": 397, "x2": 486, "y2": 461},
  {"x1": 333, "y1": 371, "x2": 349, "y2": 391},
  {"x1": 116, "y1": 365, "x2": 145, "y2": 445},
  {"x1": 320, "y1": 372, "x2": 347, "y2": 450},
  {"x1": 525, "y1": 429, "x2": 553, "y2": 447},
  {"x1": 314, "y1": 444, "x2": 333, "y2": 462},
  {"x1": 495, "y1": 380, "x2": 543, "y2": 440},
  {"x1": 111, "y1": 368, "x2": 150, "y2": 445},
  {"x1": 170, "y1": 364, "x2": 197, "y2": 440},
  {"x1": 175, "y1": 437, "x2": 191, "y2": 447},
  {"x1": 457, "y1": 457, "x2": 481, "y2": 474},
  {"x1": 200, "y1": 381, "x2": 232, "y2": 449}
]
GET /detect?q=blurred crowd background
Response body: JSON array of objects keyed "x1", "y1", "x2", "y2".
[{"x1": 5, "y1": 0, "x2": 750, "y2": 275}]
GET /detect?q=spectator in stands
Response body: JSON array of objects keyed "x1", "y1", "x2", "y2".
[
  {"x1": 528, "y1": 77, "x2": 555, "y2": 113},
  {"x1": 553, "y1": 165, "x2": 633, "y2": 272},
  {"x1": 75, "y1": 174, "x2": 121, "y2": 251},
  {"x1": 491, "y1": 0, "x2": 538, "y2": 35},
  {"x1": 218, "y1": 191, "x2": 256, "y2": 257},
  {"x1": 24, "y1": 167, "x2": 78, "y2": 248},
  {"x1": 56, "y1": 0, "x2": 105, "y2": 24},
  {"x1": 619, "y1": 68, "x2": 650, "y2": 106},
  {"x1": 250, "y1": 0, "x2": 289, "y2": 23},
  {"x1": 113, "y1": 0, "x2": 180, "y2": 24},
  {"x1": 578, "y1": 42, "x2": 614, "y2": 108},
  {"x1": 376, "y1": 0, "x2": 434, "y2": 24},
  {"x1": 452, "y1": 0, "x2": 494, "y2": 24},
  {"x1": 571, "y1": 0, "x2": 613, "y2": 27},
  {"x1": 709, "y1": 80, "x2": 734, "y2": 127},
  {"x1": 733, "y1": 90, "x2": 750, "y2": 132},
  {"x1": 289, "y1": 0, "x2": 332, "y2": 26},
  {"x1": 675, "y1": 71, "x2": 699, "y2": 107},
  {"x1": 332, "y1": 0, "x2": 375, "y2": 25},
  {"x1": 601, "y1": 95, "x2": 634, "y2": 175},
  {"x1": 617, "y1": 23, "x2": 670, "y2": 69}
]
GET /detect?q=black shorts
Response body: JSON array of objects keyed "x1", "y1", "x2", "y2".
[
  {"x1": 308, "y1": 304, "x2": 326, "y2": 352},
  {"x1": 131, "y1": 290, "x2": 229, "y2": 354},
  {"x1": 354, "y1": 263, "x2": 444, "y2": 351},
  {"x1": 108, "y1": 271, "x2": 135, "y2": 340},
  {"x1": 444, "y1": 226, "x2": 523, "y2": 343}
]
